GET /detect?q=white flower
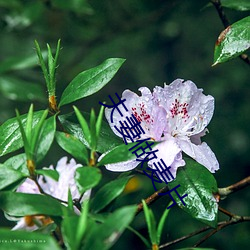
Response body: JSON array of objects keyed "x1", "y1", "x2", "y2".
[
  {"x1": 12, "y1": 157, "x2": 90, "y2": 231},
  {"x1": 102, "y1": 79, "x2": 219, "y2": 178}
]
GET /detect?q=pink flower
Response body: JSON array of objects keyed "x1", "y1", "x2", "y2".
[
  {"x1": 102, "y1": 79, "x2": 219, "y2": 177},
  {"x1": 12, "y1": 157, "x2": 90, "y2": 231}
]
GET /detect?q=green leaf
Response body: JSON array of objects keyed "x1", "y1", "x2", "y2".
[
  {"x1": 36, "y1": 116, "x2": 56, "y2": 162},
  {"x1": 52, "y1": 0, "x2": 93, "y2": 14},
  {"x1": 4, "y1": 153, "x2": 28, "y2": 175},
  {"x1": 156, "y1": 203, "x2": 171, "y2": 244},
  {"x1": 221, "y1": 0, "x2": 250, "y2": 11},
  {"x1": 142, "y1": 200, "x2": 157, "y2": 245},
  {"x1": 75, "y1": 167, "x2": 102, "y2": 194},
  {"x1": 0, "y1": 164, "x2": 27, "y2": 190},
  {"x1": 168, "y1": 159, "x2": 218, "y2": 227},
  {"x1": 0, "y1": 110, "x2": 44, "y2": 157},
  {"x1": 62, "y1": 215, "x2": 80, "y2": 250},
  {"x1": 59, "y1": 58, "x2": 125, "y2": 106},
  {"x1": 73, "y1": 106, "x2": 91, "y2": 147},
  {"x1": 0, "y1": 228, "x2": 60, "y2": 250},
  {"x1": 56, "y1": 131, "x2": 89, "y2": 165},
  {"x1": 0, "y1": 51, "x2": 47, "y2": 74},
  {"x1": 176, "y1": 248, "x2": 216, "y2": 250},
  {"x1": 213, "y1": 16, "x2": 250, "y2": 65},
  {"x1": 89, "y1": 109, "x2": 97, "y2": 150},
  {"x1": 91, "y1": 176, "x2": 132, "y2": 213},
  {"x1": 83, "y1": 205, "x2": 137, "y2": 250},
  {"x1": 0, "y1": 192, "x2": 65, "y2": 216},
  {"x1": 97, "y1": 143, "x2": 137, "y2": 166},
  {"x1": 36, "y1": 169, "x2": 59, "y2": 181},
  {"x1": 0, "y1": 76, "x2": 46, "y2": 102},
  {"x1": 76, "y1": 201, "x2": 89, "y2": 247},
  {"x1": 96, "y1": 105, "x2": 105, "y2": 140},
  {"x1": 127, "y1": 226, "x2": 151, "y2": 248},
  {"x1": 59, "y1": 113, "x2": 122, "y2": 153}
]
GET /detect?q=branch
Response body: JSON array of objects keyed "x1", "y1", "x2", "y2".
[
  {"x1": 218, "y1": 176, "x2": 250, "y2": 199},
  {"x1": 159, "y1": 215, "x2": 250, "y2": 249},
  {"x1": 136, "y1": 186, "x2": 169, "y2": 215},
  {"x1": 211, "y1": 0, "x2": 250, "y2": 66},
  {"x1": 193, "y1": 216, "x2": 250, "y2": 247}
]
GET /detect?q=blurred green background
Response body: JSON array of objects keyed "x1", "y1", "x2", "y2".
[{"x1": 0, "y1": 0, "x2": 249, "y2": 249}]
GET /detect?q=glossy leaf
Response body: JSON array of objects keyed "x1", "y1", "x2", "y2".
[
  {"x1": 0, "y1": 76, "x2": 46, "y2": 102},
  {"x1": 98, "y1": 140, "x2": 159, "y2": 166},
  {"x1": 36, "y1": 116, "x2": 56, "y2": 162},
  {"x1": 83, "y1": 205, "x2": 137, "y2": 250},
  {"x1": 91, "y1": 176, "x2": 132, "y2": 213},
  {"x1": 168, "y1": 159, "x2": 218, "y2": 227},
  {"x1": 97, "y1": 143, "x2": 137, "y2": 166},
  {"x1": 0, "y1": 192, "x2": 65, "y2": 216},
  {"x1": 213, "y1": 16, "x2": 250, "y2": 65},
  {"x1": 59, "y1": 58, "x2": 125, "y2": 106},
  {"x1": 0, "y1": 111, "x2": 44, "y2": 157},
  {"x1": 73, "y1": 106, "x2": 91, "y2": 147},
  {"x1": 36, "y1": 169, "x2": 59, "y2": 181},
  {"x1": 75, "y1": 167, "x2": 102, "y2": 194},
  {"x1": 59, "y1": 113, "x2": 122, "y2": 153},
  {"x1": 221, "y1": 0, "x2": 250, "y2": 11},
  {"x1": 56, "y1": 131, "x2": 89, "y2": 165},
  {"x1": 4, "y1": 153, "x2": 28, "y2": 175},
  {"x1": 0, "y1": 228, "x2": 60, "y2": 250},
  {"x1": 0, "y1": 164, "x2": 27, "y2": 190}
]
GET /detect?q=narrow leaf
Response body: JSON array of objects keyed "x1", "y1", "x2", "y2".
[
  {"x1": 156, "y1": 203, "x2": 171, "y2": 244},
  {"x1": 0, "y1": 192, "x2": 66, "y2": 216},
  {"x1": 73, "y1": 106, "x2": 91, "y2": 146},
  {"x1": 56, "y1": 131, "x2": 89, "y2": 165},
  {"x1": 83, "y1": 205, "x2": 136, "y2": 250},
  {"x1": 91, "y1": 176, "x2": 132, "y2": 213},
  {"x1": 0, "y1": 228, "x2": 60, "y2": 250},
  {"x1": 59, "y1": 58, "x2": 125, "y2": 106},
  {"x1": 221, "y1": 0, "x2": 250, "y2": 11},
  {"x1": 0, "y1": 110, "x2": 44, "y2": 157}
]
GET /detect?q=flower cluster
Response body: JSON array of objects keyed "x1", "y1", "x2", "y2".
[
  {"x1": 103, "y1": 79, "x2": 219, "y2": 178},
  {"x1": 11, "y1": 157, "x2": 89, "y2": 231}
]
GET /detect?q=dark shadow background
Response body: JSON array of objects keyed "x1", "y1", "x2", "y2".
[{"x1": 0, "y1": 0, "x2": 249, "y2": 249}]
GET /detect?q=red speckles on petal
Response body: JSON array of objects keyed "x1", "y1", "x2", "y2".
[
  {"x1": 170, "y1": 99, "x2": 190, "y2": 121},
  {"x1": 131, "y1": 103, "x2": 153, "y2": 124}
]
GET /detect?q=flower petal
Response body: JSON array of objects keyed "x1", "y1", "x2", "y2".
[
  {"x1": 154, "y1": 79, "x2": 214, "y2": 136},
  {"x1": 105, "y1": 158, "x2": 140, "y2": 172},
  {"x1": 105, "y1": 88, "x2": 167, "y2": 141},
  {"x1": 148, "y1": 137, "x2": 185, "y2": 179},
  {"x1": 178, "y1": 139, "x2": 219, "y2": 173},
  {"x1": 16, "y1": 178, "x2": 40, "y2": 194},
  {"x1": 39, "y1": 157, "x2": 82, "y2": 201}
]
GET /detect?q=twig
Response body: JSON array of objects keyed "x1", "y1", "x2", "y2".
[
  {"x1": 218, "y1": 176, "x2": 250, "y2": 199},
  {"x1": 218, "y1": 206, "x2": 235, "y2": 217},
  {"x1": 159, "y1": 224, "x2": 212, "y2": 249},
  {"x1": 159, "y1": 216, "x2": 250, "y2": 249},
  {"x1": 193, "y1": 216, "x2": 250, "y2": 247},
  {"x1": 136, "y1": 186, "x2": 169, "y2": 215},
  {"x1": 211, "y1": 0, "x2": 250, "y2": 66}
]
